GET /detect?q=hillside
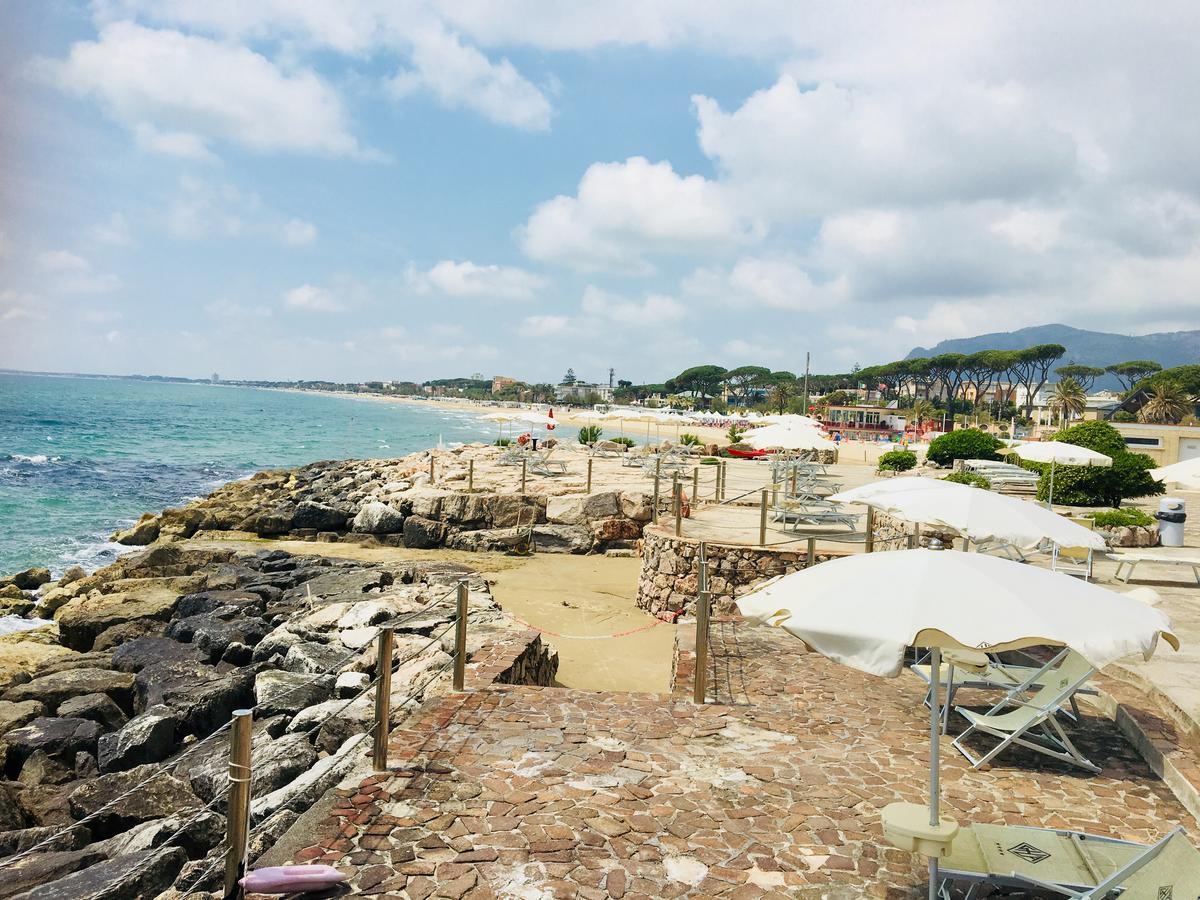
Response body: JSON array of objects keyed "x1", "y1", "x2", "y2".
[{"x1": 907, "y1": 324, "x2": 1199, "y2": 389}]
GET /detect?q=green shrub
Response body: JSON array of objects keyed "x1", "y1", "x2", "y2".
[
  {"x1": 1029, "y1": 420, "x2": 1164, "y2": 506},
  {"x1": 726, "y1": 425, "x2": 746, "y2": 444},
  {"x1": 680, "y1": 432, "x2": 703, "y2": 446},
  {"x1": 1111, "y1": 410, "x2": 1136, "y2": 423},
  {"x1": 610, "y1": 436, "x2": 636, "y2": 448},
  {"x1": 942, "y1": 471, "x2": 991, "y2": 489},
  {"x1": 699, "y1": 456, "x2": 720, "y2": 465},
  {"x1": 926, "y1": 429, "x2": 1004, "y2": 466},
  {"x1": 1088, "y1": 508, "x2": 1154, "y2": 528},
  {"x1": 493, "y1": 438, "x2": 512, "y2": 447},
  {"x1": 578, "y1": 425, "x2": 602, "y2": 444},
  {"x1": 877, "y1": 450, "x2": 917, "y2": 472}
]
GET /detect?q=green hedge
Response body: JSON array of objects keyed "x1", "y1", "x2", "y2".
[
  {"x1": 1028, "y1": 421, "x2": 1163, "y2": 507},
  {"x1": 926, "y1": 429, "x2": 1004, "y2": 466},
  {"x1": 942, "y1": 471, "x2": 991, "y2": 489},
  {"x1": 1088, "y1": 508, "x2": 1154, "y2": 528},
  {"x1": 877, "y1": 450, "x2": 917, "y2": 472}
]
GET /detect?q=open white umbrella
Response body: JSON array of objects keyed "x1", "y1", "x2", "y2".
[
  {"x1": 1005, "y1": 441, "x2": 1112, "y2": 507},
  {"x1": 743, "y1": 423, "x2": 837, "y2": 452},
  {"x1": 1150, "y1": 456, "x2": 1200, "y2": 490},
  {"x1": 737, "y1": 549, "x2": 1177, "y2": 900},
  {"x1": 831, "y1": 478, "x2": 1108, "y2": 551}
]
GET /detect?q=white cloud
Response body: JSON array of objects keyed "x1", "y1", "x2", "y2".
[
  {"x1": 389, "y1": 26, "x2": 552, "y2": 131},
  {"x1": 283, "y1": 284, "x2": 342, "y2": 312},
  {"x1": 43, "y1": 22, "x2": 366, "y2": 159},
  {"x1": 685, "y1": 257, "x2": 848, "y2": 311},
  {"x1": 35, "y1": 250, "x2": 120, "y2": 293},
  {"x1": 519, "y1": 157, "x2": 755, "y2": 272},
  {"x1": 518, "y1": 314, "x2": 571, "y2": 338},
  {"x1": 579, "y1": 285, "x2": 685, "y2": 325},
  {"x1": 408, "y1": 260, "x2": 544, "y2": 300},
  {"x1": 281, "y1": 218, "x2": 318, "y2": 247},
  {"x1": 38, "y1": 250, "x2": 90, "y2": 272}
]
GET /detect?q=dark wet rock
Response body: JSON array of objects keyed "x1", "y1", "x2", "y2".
[
  {"x1": 0, "y1": 823, "x2": 91, "y2": 856},
  {"x1": 16, "y1": 750, "x2": 74, "y2": 787},
  {"x1": 75, "y1": 752, "x2": 98, "y2": 779},
  {"x1": 166, "y1": 612, "x2": 272, "y2": 662},
  {"x1": 293, "y1": 500, "x2": 349, "y2": 531},
  {"x1": 96, "y1": 707, "x2": 177, "y2": 772},
  {"x1": 110, "y1": 636, "x2": 203, "y2": 673},
  {"x1": 253, "y1": 670, "x2": 333, "y2": 717},
  {"x1": 4, "y1": 718, "x2": 100, "y2": 777},
  {"x1": 0, "y1": 701, "x2": 45, "y2": 737},
  {"x1": 68, "y1": 765, "x2": 200, "y2": 837},
  {"x1": 16, "y1": 846, "x2": 187, "y2": 900},
  {"x1": 1, "y1": 668, "x2": 134, "y2": 714},
  {"x1": 91, "y1": 618, "x2": 167, "y2": 651},
  {"x1": 134, "y1": 661, "x2": 254, "y2": 737},
  {"x1": 0, "y1": 847, "x2": 107, "y2": 900},
  {"x1": 403, "y1": 514, "x2": 448, "y2": 549},
  {"x1": 0, "y1": 569, "x2": 51, "y2": 591},
  {"x1": 97, "y1": 809, "x2": 222, "y2": 859},
  {"x1": 176, "y1": 589, "x2": 265, "y2": 619},
  {"x1": 55, "y1": 694, "x2": 128, "y2": 731}
]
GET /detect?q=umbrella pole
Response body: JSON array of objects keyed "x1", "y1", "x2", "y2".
[{"x1": 928, "y1": 646, "x2": 941, "y2": 900}]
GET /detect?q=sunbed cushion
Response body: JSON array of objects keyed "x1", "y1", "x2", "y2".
[{"x1": 943, "y1": 824, "x2": 1142, "y2": 888}]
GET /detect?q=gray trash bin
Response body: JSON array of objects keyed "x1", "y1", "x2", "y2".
[{"x1": 1155, "y1": 497, "x2": 1186, "y2": 547}]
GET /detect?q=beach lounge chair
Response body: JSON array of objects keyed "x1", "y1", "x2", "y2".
[
  {"x1": 951, "y1": 650, "x2": 1100, "y2": 772},
  {"x1": 937, "y1": 822, "x2": 1200, "y2": 899},
  {"x1": 529, "y1": 447, "x2": 567, "y2": 476},
  {"x1": 1108, "y1": 550, "x2": 1200, "y2": 586}
]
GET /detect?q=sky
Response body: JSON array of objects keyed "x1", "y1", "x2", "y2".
[{"x1": 2, "y1": 2, "x2": 1199, "y2": 385}]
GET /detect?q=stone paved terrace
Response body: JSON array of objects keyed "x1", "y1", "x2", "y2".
[{"x1": 274, "y1": 620, "x2": 1197, "y2": 899}]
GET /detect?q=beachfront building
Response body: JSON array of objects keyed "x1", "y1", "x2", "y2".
[
  {"x1": 491, "y1": 375, "x2": 518, "y2": 395},
  {"x1": 821, "y1": 404, "x2": 906, "y2": 440},
  {"x1": 556, "y1": 381, "x2": 614, "y2": 403},
  {"x1": 1112, "y1": 422, "x2": 1200, "y2": 466}
]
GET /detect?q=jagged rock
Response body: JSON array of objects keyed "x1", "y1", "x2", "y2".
[
  {"x1": 483, "y1": 494, "x2": 544, "y2": 528},
  {"x1": 0, "y1": 633, "x2": 76, "y2": 693},
  {"x1": 250, "y1": 733, "x2": 368, "y2": 822},
  {"x1": 2, "y1": 668, "x2": 134, "y2": 714},
  {"x1": 75, "y1": 752, "x2": 98, "y2": 778},
  {"x1": 0, "y1": 823, "x2": 90, "y2": 856},
  {"x1": 0, "y1": 847, "x2": 108, "y2": 900},
  {"x1": 92, "y1": 618, "x2": 167, "y2": 651},
  {"x1": 619, "y1": 491, "x2": 653, "y2": 522},
  {"x1": 292, "y1": 501, "x2": 348, "y2": 531},
  {"x1": 282, "y1": 641, "x2": 349, "y2": 675},
  {"x1": 97, "y1": 707, "x2": 177, "y2": 772},
  {"x1": 247, "y1": 807, "x2": 300, "y2": 862},
  {"x1": 283, "y1": 568, "x2": 391, "y2": 604},
  {"x1": 32, "y1": 650, "x2": 113, "y2": 677},
  {"x1": 254, "y1": 670, "x2": 333, "y2": 717},
  {"x1": 16, "y1": 847, "x2": 187, "y2": 900},
  {"x1": 54, "y1": 584, "x2": 181, "y2": 651},
  {"x1": 0, "y1": 701, "x2": 46, "y2": 736},
  {"x1": 581, "y1": 491, "x2": 622, "y2": 519},
  {"x1": 0, "y1": 783, "x2": 25, "y2": 830},
  {"x1": 188, "y1": 731, "x2": 317, "y2": 803},
  {"x1": 134, "y1": 660, "x2": 254, "y2": 737},
  {"x1": 111, "y1": 513, "x2": 160, "y2": 545},
  {"x1": 111, "y1": 636, "x2": 203, "y2": 673},
  {"x1": 239, "y1": 502, "x2": 297, "y2": 536},
  {"x1": 97, "y1": 809, "x2": 222, "y2": 859},
  {"x1": 285, "y1": 698, "x2": 368, "y2": 736},
  {"x1": 0, "y1": 595, "x2": 34, "y2": 617},
  {"x1": 176, "y1": 589, "x2": 265, "y2": 618},
  {"x1": 0, "y1": 569, "x2": 50, "y2": 591},
  {"x1": 336, "y1": 670, "x2": 369, "y2": 697},
  {"x1": 16, "y1": 750, "x2": 73, "y2": 787},
  {"x1": 56, "y1": 693, "x2": 127, "y2": 731},
  {"x1": 546, "y1": 496, "x2": 586, "y2": 525},
  {"x1": 156, "y1": 506, "x2": 207, "y2": 541},
  {"x1": 57, "y1": 566, "x2": 86, "y2": 587},
  {"x1": 68, "y1": 765, "x2": 200, "y2": 837},
  {"x1": 166, "y1": 613, "x2": 271, "y2": 662},
  {"x1": 4, "y1": 718, "x2": 100, "y2": 776},
  {"x1": 593, "y1": 517, "x2": 643, "y2": 542},
  {"x1": 402, "y1": 515, "x2": 448, "y2": 549},
  {"x1": 531, "y1": 525, "x2": 594, "y2": 554},
  {"x1": 352, "y1": 501, "x2": 405, "y2": 534}
]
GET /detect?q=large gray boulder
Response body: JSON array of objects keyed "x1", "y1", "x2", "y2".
[
  {"x1": 292, "y1": 501, "x2": 348, "y2": 531},
  {"x1": 250, "y1": 733, "x2": 368, "y2": 822},
  {"x1": 68, "y1": 765, "x2": 200, "y2": 837},
  {"x1": 134, "y1": 661, "x2": 254, "y2": 737},
  {"x1": 352, "y1": 501, "x2": 405, "y2": 534},
  {"x1": 96, "y1": 707, "x2": 177, "y2": 772},
  {"x1": 282, "y1": 641, "x2": 350, "y2": 675},
  {"x1": 56, "y1": 693, "x2": 127, "y2": 731},
  {"x1": 0, "y1": 847, "x2": 108, "y2": 900},
  {"x1": 531, "y1": 525, "x2": 594, "y2": 554},
  {"x1": 187, "y1": 731, "x2": 317, "y2": 803},
  {"x1": 4, "y1": 718, "x2": 100, "y2": 776},
  {"x1": 253, "y1": 670, "x2": 333, "y2": 717},
  {"x1": 581, "y1": 491, "x2": 622, "y2": 520},
  {"x1": 402, "y1": 515, "x2": 447, "y2": 549},
  {"x1": 15, "y1": 847, "x2": 187, "y2": 900},
  {"x1": 110, "y1": 636, "x2": 203, "y2": 673},
  {"x1": 1, "y1": 668, "x2": 134, "y2": 714}
]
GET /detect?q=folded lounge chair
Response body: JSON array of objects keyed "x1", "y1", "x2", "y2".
[
  {"x1": 951, "y1": 651, "x2": 1100, "y2": 773},
  {"x1": 937, "y1": 822, "x2": 1200, "y2": 899}
]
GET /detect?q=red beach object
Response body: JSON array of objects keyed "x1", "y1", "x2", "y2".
[{"x1": 240, "y1": 865, "x2": 347, "y2": 893}]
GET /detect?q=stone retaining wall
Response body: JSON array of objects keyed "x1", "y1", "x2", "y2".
[{"x1": 636, "y1": 526, "x2": 849, "y2": 617}]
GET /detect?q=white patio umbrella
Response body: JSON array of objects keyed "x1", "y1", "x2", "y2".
[
  {"x1": 1005, "y1": 441, "x2": 1112, "y2": 507},
  {"x1": 1150, "y1": 456, "x2": 1200, "y2": 490},
  {"x1": 743, "y1": 423, "x2": 837, "y2": 452},
  {"x1": 482, "y1": 411, "x2": 520, "y2": 442},
  {"x1": 831, "y1": 478, "x2": 1108, "y2": 551},
  {"x1": 737, "y1": 549, "x2": 1178, "y2": 900}
]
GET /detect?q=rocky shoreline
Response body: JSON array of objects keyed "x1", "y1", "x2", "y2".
[{"x1": 0, "y1": 540, "x2": 556, "y2": 898}]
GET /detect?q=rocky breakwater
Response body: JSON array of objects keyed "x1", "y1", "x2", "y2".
[
  {"x1": 111, "y1": 445, "x2": 652, "y2": 555},
  {"x1": 0, "y1": 545, "x2": 556, "y2": 898}
]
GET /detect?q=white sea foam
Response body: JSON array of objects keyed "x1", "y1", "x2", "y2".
[
  {"x1": 0, "y1": 616, "x2": 50, "y2": 636},
  {"x1": 9, "y1": 454, "x2": 58, "y2": 464}
]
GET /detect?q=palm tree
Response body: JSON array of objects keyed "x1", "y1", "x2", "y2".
[
  {"x1": 909, "y1": 399, "x2": 935, "y2": 433},
  {"x1": 1049, "y1": 377, "x2": 1087, "y2": 426},
  {"x1": 1138, "y1": 385, "x2": 1193, "y2": 424}
]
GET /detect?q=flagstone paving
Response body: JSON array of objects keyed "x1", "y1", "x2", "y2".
[{"x1": 282, "y1": 621, "x2": 1197, "y2": 899}]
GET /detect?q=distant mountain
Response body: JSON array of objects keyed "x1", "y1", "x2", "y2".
[{"x1": 906, "y1": 324, "x2": 1199, "y2": 389}]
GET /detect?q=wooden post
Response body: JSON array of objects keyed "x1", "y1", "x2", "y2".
[
  {"x1": 791, "y1": 467, "x2": 798, "y2": 497},
  {"x1": 223, "y1": 709, "x2": 253, "y2": 899},
  {"x1": 713, "y1": 463, "x2": 721, "y2": 501},
  {"x1": 429, "y1": 455, "x2": 435, "y2": 484},
  {"x1": 520, "y1": 457, "x2": 527, "y2": 494},
  {"x1": 652, "y1": 473, "x2": 660, "y2": 524},
  {"x1": 467, "y1": 459, "x2": 474, "y2": 492},
  {"x1": 909, "y1": 522, "x2": 921, "y2": 549},
  {"x1": 693, "y1": 542, "x2": 709, "y2": 705},
  {"x1": 692, "y1": 466, "x2": 699, "y2": 507},
  {"x1": 674, "y1": 480, "x2": 683, "y2": 537},
  {"x1": 758, "y1": 489, "x2": 768, "y2": 546},
  {"x1": 372, "y1": 628, "x2": 394, "y2": 771},
  {"x1": 807, "y1": 536, "x2": 816, "y2": 567},
  {"x1": 586, "y1": 458, "x2": 593, "y2": 494},
  {"x1": 453, "y1": 579, "x2": 468, "y2": 690},
  {"x1": 864, "y1": 505, "x2": 875, "y2": 554}
]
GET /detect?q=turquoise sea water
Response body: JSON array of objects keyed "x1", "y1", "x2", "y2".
[{"x1": 0, "y1": 374, "x2": 558, "y2": 576}]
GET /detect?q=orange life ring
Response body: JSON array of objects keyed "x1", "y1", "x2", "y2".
[{"x1": 516, "y1": 432, "x2": 530, "y2": 446}]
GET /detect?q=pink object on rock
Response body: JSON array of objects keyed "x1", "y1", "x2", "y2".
[{"x1": 239, "y1": 865, "x2": 348, "y2": 893}]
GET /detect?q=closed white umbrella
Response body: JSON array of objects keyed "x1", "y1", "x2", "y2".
[
  {"x1": 737, "y1": 549, "x2": 1178, "y2": 899},
  {"x1": 1150, "y1": 456, "x2": 1200, "y2": 490},
  {"x1": 831, "y1": 478, "x2": 1108, "y2": 551},
  {"x1": 1005, "y1": 441, "x2": 1112, "y2": 507}
]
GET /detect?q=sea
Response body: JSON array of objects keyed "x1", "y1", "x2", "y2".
[{"x1": 0, "y1": 373, "x2": 559, "y2": 579}]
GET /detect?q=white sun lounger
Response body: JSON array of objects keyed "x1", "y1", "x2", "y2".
[
  {"x1": 1108, "y1": 550, "x2": 1200, "y2": 585},
  {"x1": 951, "y1": 651, "x2": 1100, "y2": 773},
  {"x1": 529, "y1": 447, "x2": 567, "y2": 476},
  {"x1": 938, "y1": 822, "x2": 1200, "y2": 899}
]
